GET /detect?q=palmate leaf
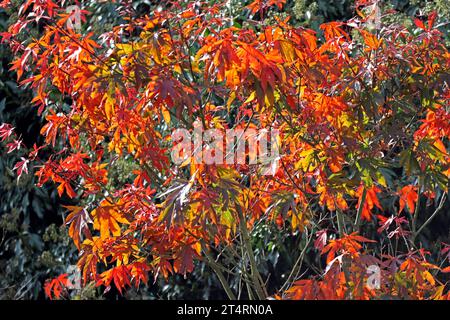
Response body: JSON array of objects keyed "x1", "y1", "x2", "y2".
[
  {"x1": 97, "y1": 265, "x2": 131, "y2": 294},
  {"x1": 356, "y1": 185, "x2": 383, "y2": 222},
  {"x1": 157, "y1": 175, "x2": 196, "y2": 227},
  {"x1": 64, "y1": 205, "x2": 92, "y2": 249},
  {"x1": 398, "y1": 185, "x2": 419, "y2": 214},
  {"x1": 173, "y1": 245, "x2": 197, "y2": 276},
  {"x1": 91, "y1": 199, "x2": 129, "y2": 240},
  {"x1": 44, "y1": 274, "x2": 69, "y2": 300}
]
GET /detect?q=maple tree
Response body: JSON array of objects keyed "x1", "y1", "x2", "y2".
[{"x1": 0, "y1": 0, "x2": 449, "y2": 300}]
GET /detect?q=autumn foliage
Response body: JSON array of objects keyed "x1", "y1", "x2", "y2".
[{"x1": 1, "y1": 0, "x2": 449, "y2": 300}]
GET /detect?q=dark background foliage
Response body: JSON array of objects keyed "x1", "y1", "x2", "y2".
[{"x1": 0, "y1": 8, "x2": 77, "y2": 299}]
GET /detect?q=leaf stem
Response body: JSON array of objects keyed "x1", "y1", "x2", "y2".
[
  {"x1": 236, "y1": 206, "x2": 267, "y2": 299},
  {"x1": 336, "y1": 209, "x2": 345, "y2": 238},
  {"x1": 354, "y1": 187, "x2": 367, "y2": 231},
  {"x1": 413, "y1": 194, "x2": 447, "y2": 241},
  {"x1": 202, "y1": 245, "x2": 236, "y2": 300}
]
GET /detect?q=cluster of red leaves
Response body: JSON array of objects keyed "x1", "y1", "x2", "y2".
[
  {"x1": 44, "y1": 273, "x2": 69, "y2": 300},
  {"x1": 287, "y1": 236, "x2": 450, "y2": 300}
]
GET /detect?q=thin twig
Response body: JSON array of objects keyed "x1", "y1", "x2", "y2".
[{"x1": 414, "y1": 194, "x2": 447, "y2": 240}]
